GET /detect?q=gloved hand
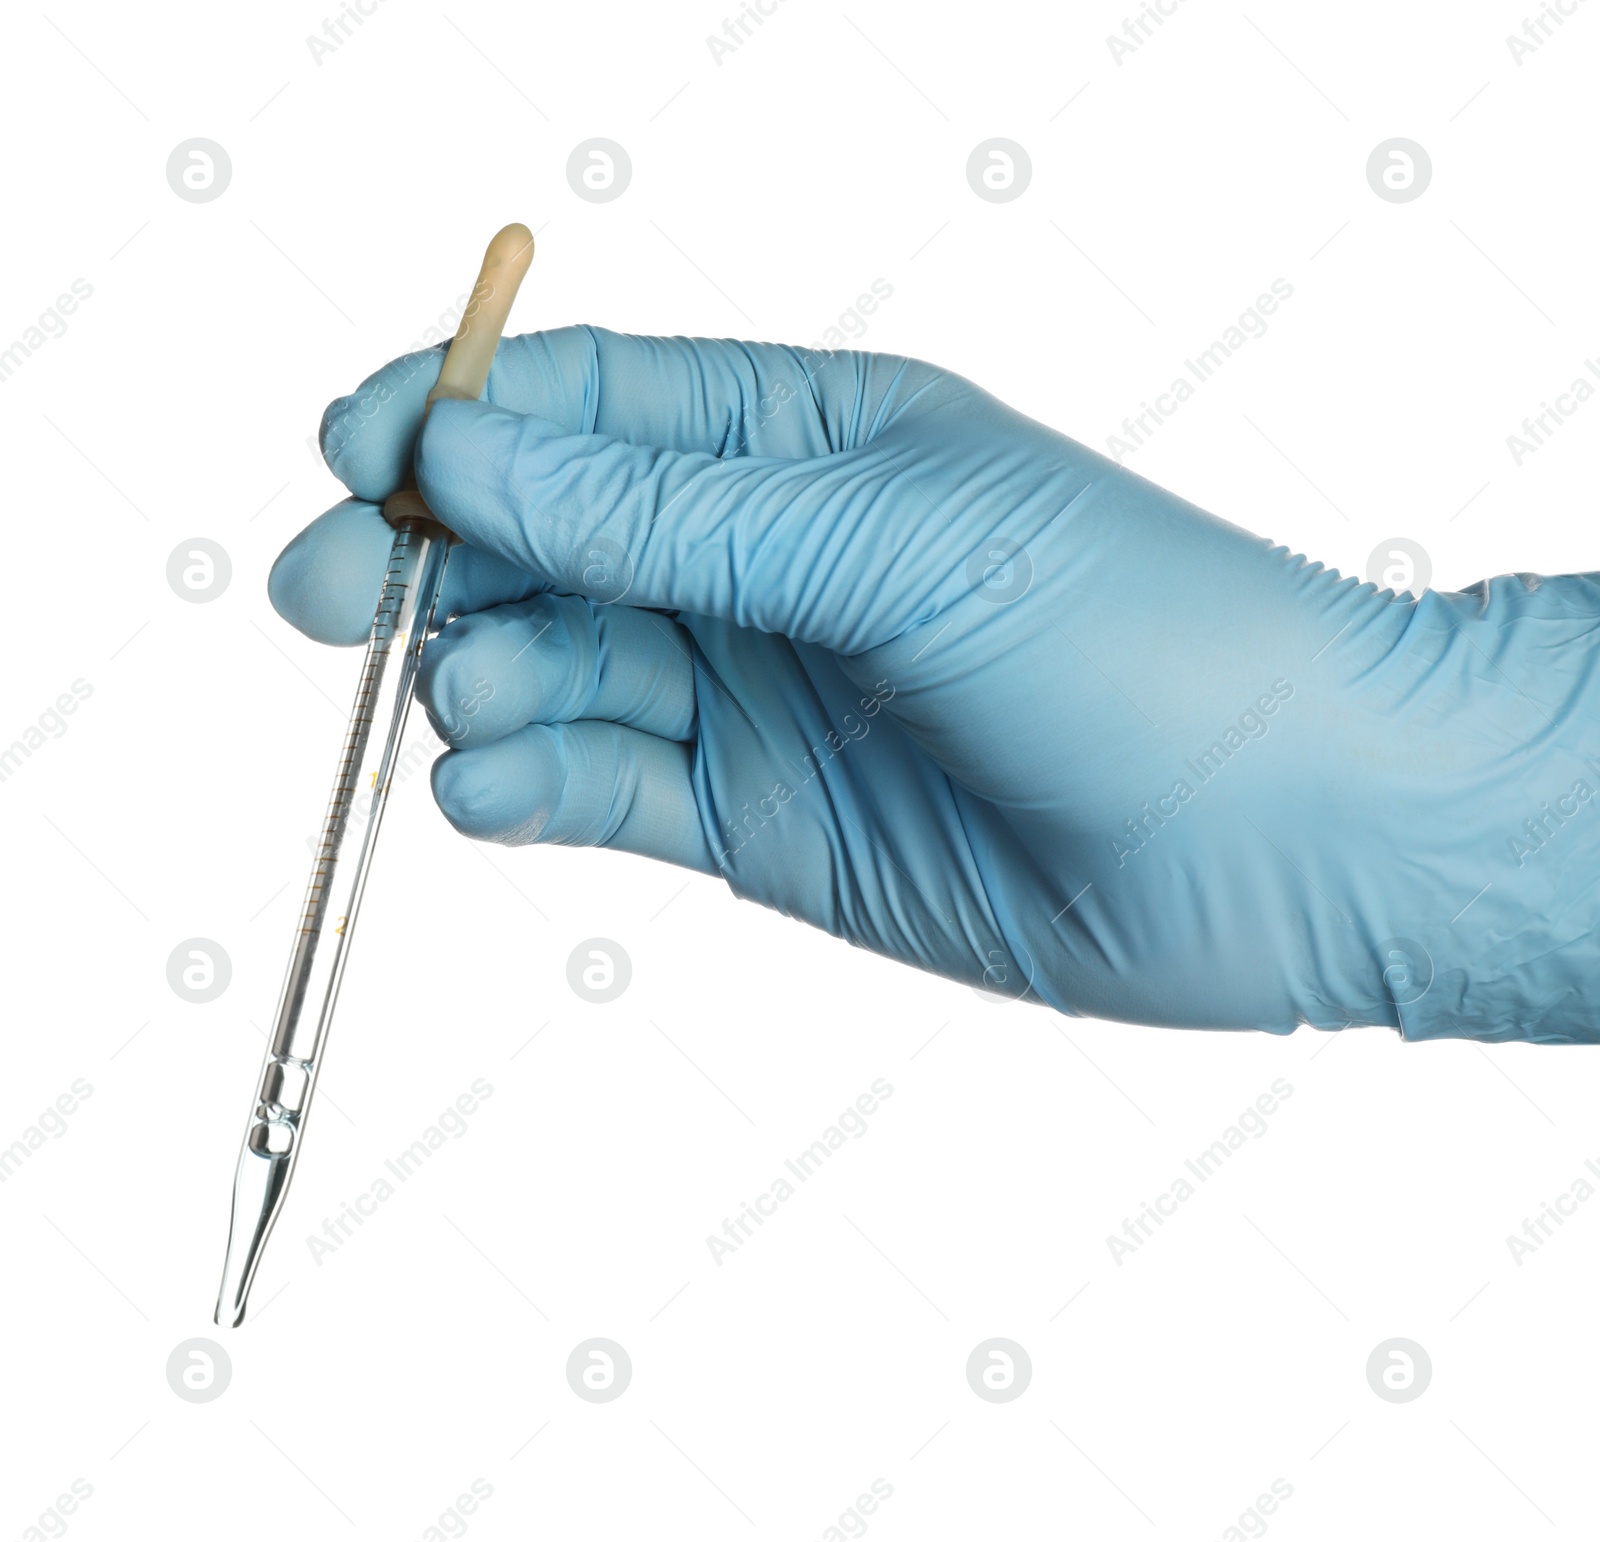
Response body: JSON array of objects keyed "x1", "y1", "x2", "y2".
[{"x1": 269, "y1": 326, "x2": 1600, "y2": 1043}]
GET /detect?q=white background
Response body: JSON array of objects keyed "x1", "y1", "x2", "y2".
[{"x1": 2, "y1": 1, "x2": 1598, "y2": 1537}]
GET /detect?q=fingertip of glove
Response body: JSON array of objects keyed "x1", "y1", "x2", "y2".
[
  {"x1": 431, "y1": 747, "x2": 490, "y2": 836},
  {"x1": 432, "y1": 728, "x2": 564, "y2": 842},
  {"x1": 416, "y1": 398, "x2": 531, "y2": 536},
  {"x1": 267, "y1": 499, "x2": 394, "y2": 647},
  {"x1": 420, "y1": 395, "x2": 521, "y2": 452},
  {"x1": 319, "y1": 346, "x2": 446, "y2": 501}
]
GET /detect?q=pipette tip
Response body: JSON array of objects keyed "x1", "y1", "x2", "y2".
[{"x1": 214, "y1": 1139, "x2": 291, "y2": 1328}]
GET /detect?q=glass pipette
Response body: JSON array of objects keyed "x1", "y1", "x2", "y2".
[{"x1": 215, "y1": 223, "x2": 535, "y2": 1328}]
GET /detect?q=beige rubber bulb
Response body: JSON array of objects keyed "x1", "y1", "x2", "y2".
[{"x1": 382, "y1": 221, "x2": 535, "y2": 533}]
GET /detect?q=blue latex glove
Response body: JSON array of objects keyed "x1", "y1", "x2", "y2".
[{"x1": 269, "y1": 327, "x2": 1600, "y2": 1043}]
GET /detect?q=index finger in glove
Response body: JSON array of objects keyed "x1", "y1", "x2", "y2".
[{"x1": 317, "y1": 325, "x2": 939, "y2": 504}]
